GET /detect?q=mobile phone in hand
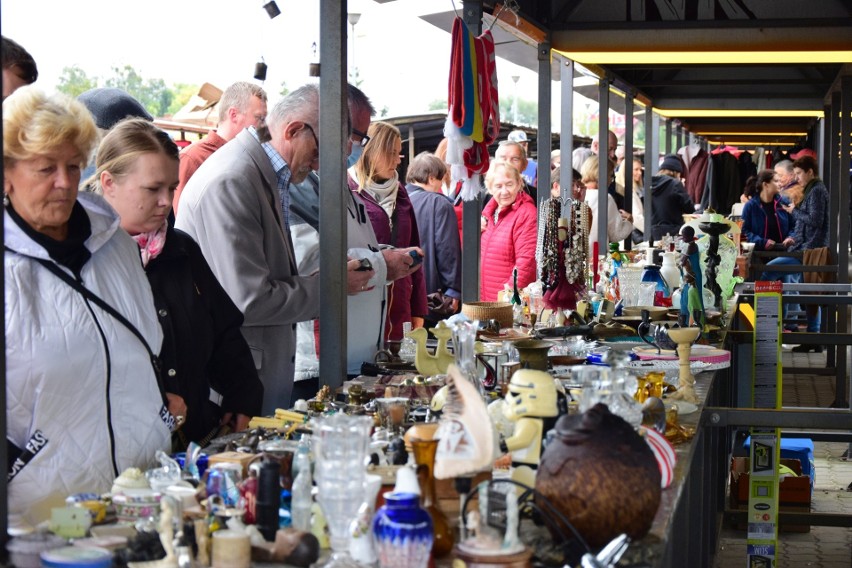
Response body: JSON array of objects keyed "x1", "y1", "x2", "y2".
[
  {"x1": 355, "y1": 258, "x2": 373, "y2": 271},
  {"x1": 408, "y1": 250, "x2": 423, "y2": 267}
]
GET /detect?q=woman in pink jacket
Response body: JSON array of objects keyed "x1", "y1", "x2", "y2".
[{"x1": 480, "y1": 160, "x2": 538, "y2": 301}]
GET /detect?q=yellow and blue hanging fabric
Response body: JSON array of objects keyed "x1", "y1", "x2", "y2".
[{"x1": 446, "y1": 16, "x2": 500, "y2": 201}]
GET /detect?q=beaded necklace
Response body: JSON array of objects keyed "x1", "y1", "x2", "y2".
[{"x1": 564, "y1": 198, "x2": 590, "y2": 284}]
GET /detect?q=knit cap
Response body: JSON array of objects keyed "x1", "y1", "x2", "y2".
[
  {"x1": 659, "y1": 154, "x2": 683, "y2": 174},
  {"x1": 78, "y1": 88, "x2": 153, "y2": 130}
]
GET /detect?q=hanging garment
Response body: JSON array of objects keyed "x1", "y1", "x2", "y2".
[{"x1": 446, "y1": 17, "x2": 500, "y2": 201}]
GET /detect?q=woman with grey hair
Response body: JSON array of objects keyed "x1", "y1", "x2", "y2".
[{"x1": 406, "y1": 152, "x2": 462, "y2": 324}]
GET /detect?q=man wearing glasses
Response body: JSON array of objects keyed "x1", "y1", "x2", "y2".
[
  {"x1": 176, "y1": 84, "x2": 378, "y2": 413},
  {"x1": 288, "y1": 85, "x2": 424, "y2": 400},
  {"x1": 495, "y1": 140, "x2": 538, "y2": 205},
  {"x1": 174, "y1": 82, "x2": 268, "y2": 214}
]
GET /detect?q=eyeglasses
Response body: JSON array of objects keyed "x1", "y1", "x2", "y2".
[
  {"x1": 303, "y1": 123, "x2": 319, "y2": 151},
  {"x1": 352, "y1": 128, "x2": 371, "y2": 147}
]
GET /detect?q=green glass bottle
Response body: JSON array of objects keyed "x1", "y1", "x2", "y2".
[{"x1": 511, "y1": 267, "x2": 523, "y2": 325}]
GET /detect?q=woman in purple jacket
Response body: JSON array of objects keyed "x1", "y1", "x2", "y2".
[{"x1": 349, "y1": 121, "x2": 427, "y2": 341}]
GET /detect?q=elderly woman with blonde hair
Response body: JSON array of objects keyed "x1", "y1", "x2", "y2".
[
  {"x1": 4, "y1": 88, "x2": 172, "y2": 529},
  {"x1": 480, "y1": 159, "x2": 538, "y2": 301}
]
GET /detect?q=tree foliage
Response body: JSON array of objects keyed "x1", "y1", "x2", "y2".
[
  {"x1": 499, "y1": 96, "x2": 537, "y2": 126},
  {"x1": 56, "y1": 64, "x2": 197, "y2": 119},
  {"x1": 428, "y1": 98, "x2": 447, "y2": 111},
  {"x1": 167, "y1": 83, "x2": 200, "y2": 116},
  {"x1": 56, "y1": 66, "x2": 98, "y2": 98},
  {"x1": 105, "y1": 65, "x2": 174, "y2": 117}
]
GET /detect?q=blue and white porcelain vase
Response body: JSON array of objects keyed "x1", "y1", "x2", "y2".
[{"x1": 372, "y1": 492, "x2": 433, "y2": 568}]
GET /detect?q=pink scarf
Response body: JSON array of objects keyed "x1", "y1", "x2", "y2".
[{"x1": 132, "y1": 221, "x2": 168, "y2": 267}]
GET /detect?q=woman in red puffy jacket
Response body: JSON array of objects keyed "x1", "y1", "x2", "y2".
[{"x1": 480, "y1": 160, "x2": 538, "y2": 301}]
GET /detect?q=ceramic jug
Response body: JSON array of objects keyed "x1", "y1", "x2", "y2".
[{"x1": 660, "y1": 251, "x2": 681, "y2": 290}]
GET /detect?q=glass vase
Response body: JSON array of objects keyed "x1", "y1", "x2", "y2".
[
  {"x1": 410, "y1": 438, "x2": 454, "y2": 558},
  {"x1": 313, "y1": 414, "x2": 373, "y2": 568},
  {"x1": 452, "y1": 321, "x2": 485, "y2": 398},
  {"x1": 641, "y1": 264, "x2": 670, "y2": 306},
  {"x1": 372, "y1": 492, "x2": 433, "y2": 568}
]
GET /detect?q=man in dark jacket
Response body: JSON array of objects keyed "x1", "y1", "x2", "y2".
[{"x1": 649, "y1": 154, "x2": 695, "y2": 242}]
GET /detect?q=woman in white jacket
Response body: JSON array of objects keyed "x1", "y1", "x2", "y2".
[{"x1": 4, "y1": 88, "x2": 172, "y2": 529}]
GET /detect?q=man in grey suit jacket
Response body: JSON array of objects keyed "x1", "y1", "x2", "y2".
[{"x1": 176, "y1": 84, "x2": 373, "y2": 413}]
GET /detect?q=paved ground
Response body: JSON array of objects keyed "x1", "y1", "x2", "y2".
[{"x1": 713, "y1": 348, "x2": 852, "y2": 567}]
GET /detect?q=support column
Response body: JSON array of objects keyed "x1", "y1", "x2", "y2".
[
  {"x1": 537, "y1": 41, "x2": 552, "y2": 207},
  {"x1": 623, "y1": 95, "x2": 635, "y2": 246},
  {"x1": 559, "y1": 55, "x2": 574, "y2": 195},
  {"x1": 664, "y1": 118, "x2": 673, "y2": 155},
  {"x1": 675, "y1": 122, "x2": 683, "y2": 152},
  {"x1": 318, "y1": 0, "x2": 349, "y2": 388},
  {"x1": 644, "y1": 106, "x2": 660, "y2": 240},
  {"x1": 836, "y1": 78, "x2": 851, "y2": 407},
  {"x1": 828, "y1": 93, "x2": 840, "y2": 259},
  {"x1": 839, "y1": 77, "x2": 852, "y2": 281},
  {"x1": 597, "y1": 78, "x2": 610, "y2": 250},
  {"x1": 461, "y1": 1, "x2": 482, "y2": 302}
]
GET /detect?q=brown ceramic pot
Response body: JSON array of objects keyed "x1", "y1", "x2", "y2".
[{"x1": 535, "y1": 403, "x2": 661, "y2": 548}]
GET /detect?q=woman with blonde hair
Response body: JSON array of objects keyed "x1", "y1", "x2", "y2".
[
  {"x1": 350, "y1": 121, "x2": 427, "y2": 341},
  {"x1": 480, "y1": 159, "x2": 538, "y2": 301},
  {"x1": 92, "y1": 118, "x2": 263, "y2": 448},
  {"x1": 581, "y1": 155, "x2": 633, "y2": 259},
  {"x1": 4, "y1": 88, "x2": 171, "y2": 528},
  {"x1": 616, "y1": 156, "x2": 645, "y2": 243}
]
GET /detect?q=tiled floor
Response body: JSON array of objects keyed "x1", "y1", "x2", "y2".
[{"x1": 713, "y1": 348, "x2": 852, "y2": 567}]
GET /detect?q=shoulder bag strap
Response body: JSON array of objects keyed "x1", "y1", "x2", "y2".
[{"x1": 14, "y1": 249, "x2": 169, "y2": 407}]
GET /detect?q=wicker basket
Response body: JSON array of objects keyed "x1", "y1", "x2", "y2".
[{"x1": 462, "y1": 301, "x2": 514, "y2": 329}]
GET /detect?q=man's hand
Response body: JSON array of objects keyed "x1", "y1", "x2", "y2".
[
  {"x1": 782, "y1": 237, "x2": 795, "y2": 248},
  {"x1": 411, "y1": 317, "x2": 425, "y2": 329},
  {"x1": 383, "y1": 247, "x2": 424, "y2": 281},
  {"x1": 765, "y1": 239, "x2": 776, "y2": 250},
  {"x1": 346, "y1": 258, "x2": 375, "y2": 295},
  {"x1": 619, "y1": 209, "x2": 633, "y2": 223}
]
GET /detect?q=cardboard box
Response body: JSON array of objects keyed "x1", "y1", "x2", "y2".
[
  {"x1": 207, "y1": 451, "x2": 258, "y2": 479},
  {"x1": 729, "y1": 457, "x2": 811, "y2": 532}
]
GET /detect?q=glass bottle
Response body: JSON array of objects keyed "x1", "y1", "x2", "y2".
[
  {"x1": 290, "y1": 440, "x2": 313, "y2": 531},
  {"x1": 510, "y1": 268, "x2": 523, "y2": 325},
  {"x1": 451, "y1": 321, "x2": 485, "y2": 398},
  {"x1": 411, "y1": 439, "x2": 454, "y2": 558},
  {"x1": 399, "y1": 321, "x2": 417, "y2": 363}
]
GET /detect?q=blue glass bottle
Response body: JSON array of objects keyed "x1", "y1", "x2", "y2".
[
  {"x1": 372, "y1": 492, "x2": 433, "y2": 568},
  {"x1": 641, "y1": 264, "x2": 671, "y2": 306}
]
